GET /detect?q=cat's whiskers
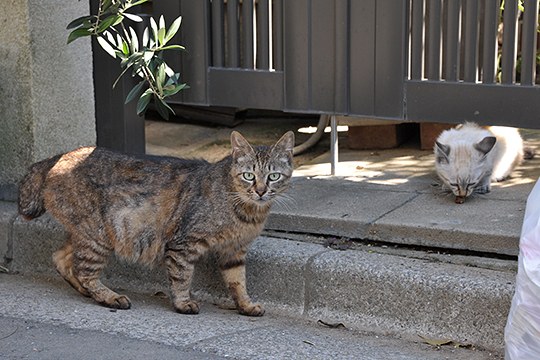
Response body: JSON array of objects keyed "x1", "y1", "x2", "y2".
[
  {"x1": 274, "y1": 192, "x2": 296, "y2": 207},
  {"x1": 227, "y1": 192, "x2": 248, "y2": 208}
]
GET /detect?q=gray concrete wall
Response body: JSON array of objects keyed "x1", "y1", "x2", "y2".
[{"x1": 0, "y1": 0, "x2": 96, "y2": 200}]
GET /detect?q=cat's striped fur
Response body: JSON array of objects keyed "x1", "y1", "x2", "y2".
[{"x1": 18, "y1": 131, "x2": 295, "y2": 316}]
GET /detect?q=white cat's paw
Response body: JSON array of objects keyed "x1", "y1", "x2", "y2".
[{"x1": 475, "y1": 186, "x2": 491, "y2": 194}]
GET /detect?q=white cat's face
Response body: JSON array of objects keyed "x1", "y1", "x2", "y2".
[{"x1": 434, "y1": 137, "x2": 496, "y2": 197}]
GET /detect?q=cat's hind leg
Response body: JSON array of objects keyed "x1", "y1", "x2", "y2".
[
  {"x1": 219, "y1": 251, "x2": 264, "y2": 317},
  {"x1": 71, "y1": 232, "x2": 131, "y2": 309},
  {"x1": 52, "y1": 237, "x2": 89, "y2": 297}
]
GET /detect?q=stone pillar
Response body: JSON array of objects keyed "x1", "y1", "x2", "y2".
[{"x1": 0, "y1": 0, "x2": 96, "y2": 201}]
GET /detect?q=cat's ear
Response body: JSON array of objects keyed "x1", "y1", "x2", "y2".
[
  {"x1": 231, "y1": 131, "x2": 255, "y2": 159},
  {"x1": 272, "y1": 131, "x2": 295, "y2": 154},
  {"x1": 434, "y1": 141, "x2": 450, "y2": 164},
  {"x1": 474, "y1": 136, "x2": 496, "y2": 155}
]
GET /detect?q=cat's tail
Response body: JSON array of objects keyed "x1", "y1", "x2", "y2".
[{"x1": 18, "y1": 154, "x2": 62, "y2": 220}]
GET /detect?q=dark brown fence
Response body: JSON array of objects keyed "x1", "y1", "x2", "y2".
[
  {"x1": 406, "y1": 0, "x2": 540, "y2": 127},
  {"x1": 92, "y1": 0, "x2": 540, "y2": 151}
]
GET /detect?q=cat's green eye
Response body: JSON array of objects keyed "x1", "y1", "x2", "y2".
[
  {"x1": 268, "y1": 173, "x2": 281, "y2": 181},
  {"x1": 242, "y1": 172, "x2": 255, "y2": 181}
]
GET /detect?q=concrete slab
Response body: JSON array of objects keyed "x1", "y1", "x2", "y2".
[
  {"x1": 11, "y1": 213, "x2": 65, "y2": 275},
  {"x1": 305, "y1": 249, "x2": 514, "y2": 351},
  {"x1": 244, "y1": 237, "x2": 326, "y2": 312},
  {"x1": 0, "y1": 316, "x2": 222, "y2": 360},
  {"x1": 0, "y1": 273, "x2": 502, "y2": 359},
  {"x1": 268, "y1": 177, "x2": 417, "y2": 239},
  {"x1": 295, "y1": 147, "x2": 438, "y2": 193},
  {"x1": 142, "y1": 119, "x2": 540, "y2": 257},
  {"x1": 7, "y1": 212, "x2": 514, "y2": 353},
  {"x1": 0, "y1": 202, "x2": 17, "y2": 265},
  {"x1": 371, "y1": 193, "x2": 523, "y2": 256}
]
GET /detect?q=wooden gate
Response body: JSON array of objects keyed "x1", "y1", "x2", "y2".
[{"x1": 92, "y1": 0, "x2": 540, "y2": 151}]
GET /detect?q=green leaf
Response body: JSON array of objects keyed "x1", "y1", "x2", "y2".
[
  {"x1": 122, "y1": 40, "x2": 130, "y2": 55},
  {"x1": 66, "y1": 15, "x2": 95, "y2": 30},
  {"x1": 150, "y1": 17, "x2": 159, "y2": 42},
  {"x1": 67, "y1": 28, "x2": 92, "y2": 44},
  {"x1": 124, "y1": 13, "x2": 143, "y2": 22},
  {"x1": 164, "y1": 64, "x2": 175, "y2": 77},
  {"x1": 158, "y1": 45, "x2": 185, "y2": 51},
  {"x1": 143, "y1": 50, "x2": 154, "y2": 63},
  {"x1": 125, "y1": 80, "x2": 147, "y2": 104},
  {"x1": 136, "y1": 90, "x2": 153, "y2": 115},
  {"x1": 142, "y1": 27, "x2": 149, "y2": 47},
  {"x1": 164, "y1": 16, "x2": 182, "y2": 44},
  {"x1": 124, "y1": 52, "x2": 143, "y2": 69},
  {"x1": 163, "y1": 83, "x2": 187, "y2": 97},
  {"x1": 158, "y1": 28, "x2": 166, "y2": 46},
  {"x1": 156, "y1": 63, "x2": 166, "y2": 92},
  {"x1": 101, "y1": 0, "x2": 113, "y2": 12},
  {"x1": 112, "y1": 15, "x2": 124, "y2": 27},
  {"x1": 104, "y1": 31, "x2": 116, "y2": 47},
  {"x1": 154, "y1": 96, "x2": 174, "y2": 120},
  {"x1": 97, "y1": 15, "x2": 121, "y2": 33},
  {"x1": 129, "y1": 27, "x2": 139, "y2": 52},
  {"x1": 97, "y1": 36, "x2": 117, "y2": 58},
  {"x1": 159, "y1": 15, "x2": 165, "y2": 30},
  {"x1": 126, "y1": 0, "x2": 150, "y2": 9}
]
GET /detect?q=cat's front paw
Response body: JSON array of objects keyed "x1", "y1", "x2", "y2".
[
  {"x1": 475, "y1": 185, "x2": 491, "y2": 194},
  {"x1": 100, "y1": 294, "x2": 131, "y2": 310},
  {"x1": 238, "y1": 303, "x2": 265, "y2": 317},
  {"x1": 174, "y1": 300, "x2": 200, "y2": 315}
]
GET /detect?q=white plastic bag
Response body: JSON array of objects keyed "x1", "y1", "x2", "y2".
[{"x1": 505, "y1": 178, "x2": 540, "y2": 359}]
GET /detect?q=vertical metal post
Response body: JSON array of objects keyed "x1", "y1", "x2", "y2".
[
  {"x1": 410, "y1": 0, "x2": 425, "y2": 80},
  {"x1": 463, "y1": 0, "x2": 479, "y2": 83},
  {"x1": 330, "y1": 115, "x2": 338, "y2": 175},
  {"x1": 482, "y1": 0, "x2": 500, "y2": 84},
  {"x1": 444, "y1": 0, "x2": 460, "y2": 81},
  {"x1": 520, "y1": 0, "x2": 539, "y2": 85},
  {"x1": 227, "y1": 0, "x2": 240, "y2": 67},
  {"x1": 212, "y1": 0, "x2": 225, "y2": 67},
  {"x1": 272, "y1": 0, "x2": 283, "y2": 70},
  {"x1": 242, "y1": 0, "x2": 254, "y2": 69},
  {"x1": 257, "y1": 0, "x2": 270, "y2": 69},
  {"x1": 501, "y1": 0, "x2": 518, "y2": 84},
  {"x1": 426, "y1": 0, "x2": 441, "y2": 80}
]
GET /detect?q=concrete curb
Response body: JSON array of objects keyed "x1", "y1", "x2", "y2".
[
  {"x1": 267, "y1": 177, "x2": 522, "y2": 256},
  {"x1": 2, "y1": 201, "x2": 513, "y2": 352}
]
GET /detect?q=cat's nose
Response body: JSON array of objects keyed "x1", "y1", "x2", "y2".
[{"x1": 255, "y1": 189, "x2": 266, "y2": 197}]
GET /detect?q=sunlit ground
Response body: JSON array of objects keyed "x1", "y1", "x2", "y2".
[
  {"x1": 146, "y1": 118, "x2": 540, "y2": 194},
  {"x1": 293, "y1": 127, "x2": 540, "y2": 194}
]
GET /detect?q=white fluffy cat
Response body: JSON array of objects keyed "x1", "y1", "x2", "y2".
[{"x1": 434, "y1": 123, "x2": 523, "y2": 201}]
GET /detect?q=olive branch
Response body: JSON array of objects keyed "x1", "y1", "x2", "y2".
[{"x1": 67, "y1": 0, "x2": 187, "y2": 119}]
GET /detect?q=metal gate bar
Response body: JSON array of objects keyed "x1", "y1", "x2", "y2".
[
  {"x1": 521, "y1": 0, "x2": 539, "y2": 85},
  {"x1": 501, "y1": 0, "x2": 519, "y2": 84}
]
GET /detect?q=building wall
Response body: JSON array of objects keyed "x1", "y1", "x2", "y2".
[{"x1": 0, "y1": 0, "x2": 96, "y2": 200}]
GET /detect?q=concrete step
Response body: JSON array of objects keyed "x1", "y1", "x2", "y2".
[
  {"x1": 273, "y1": 168, "x2": 528, "y2": 257},
  {"x1": 1, "y1": 201, "x2": 514, "y2": 355},
  {"x1": 0, "y1": 273, "x2": 501, "y2": 359}
]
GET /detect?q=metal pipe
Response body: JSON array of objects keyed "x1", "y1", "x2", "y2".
[
  {"x1": 293, "y1": 114, "x2": 329, "y2": 156},
  {"x1": 330, "y1": 115, "x2": 338, "y2": 176}
]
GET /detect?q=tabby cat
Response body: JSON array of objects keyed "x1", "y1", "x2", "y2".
[
  {"x1": 18, "y1": 131, "x2": 295, "y2": 316},
  {"x1": 434, "y1": 123, "x2": 523, "y2": 202}
]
